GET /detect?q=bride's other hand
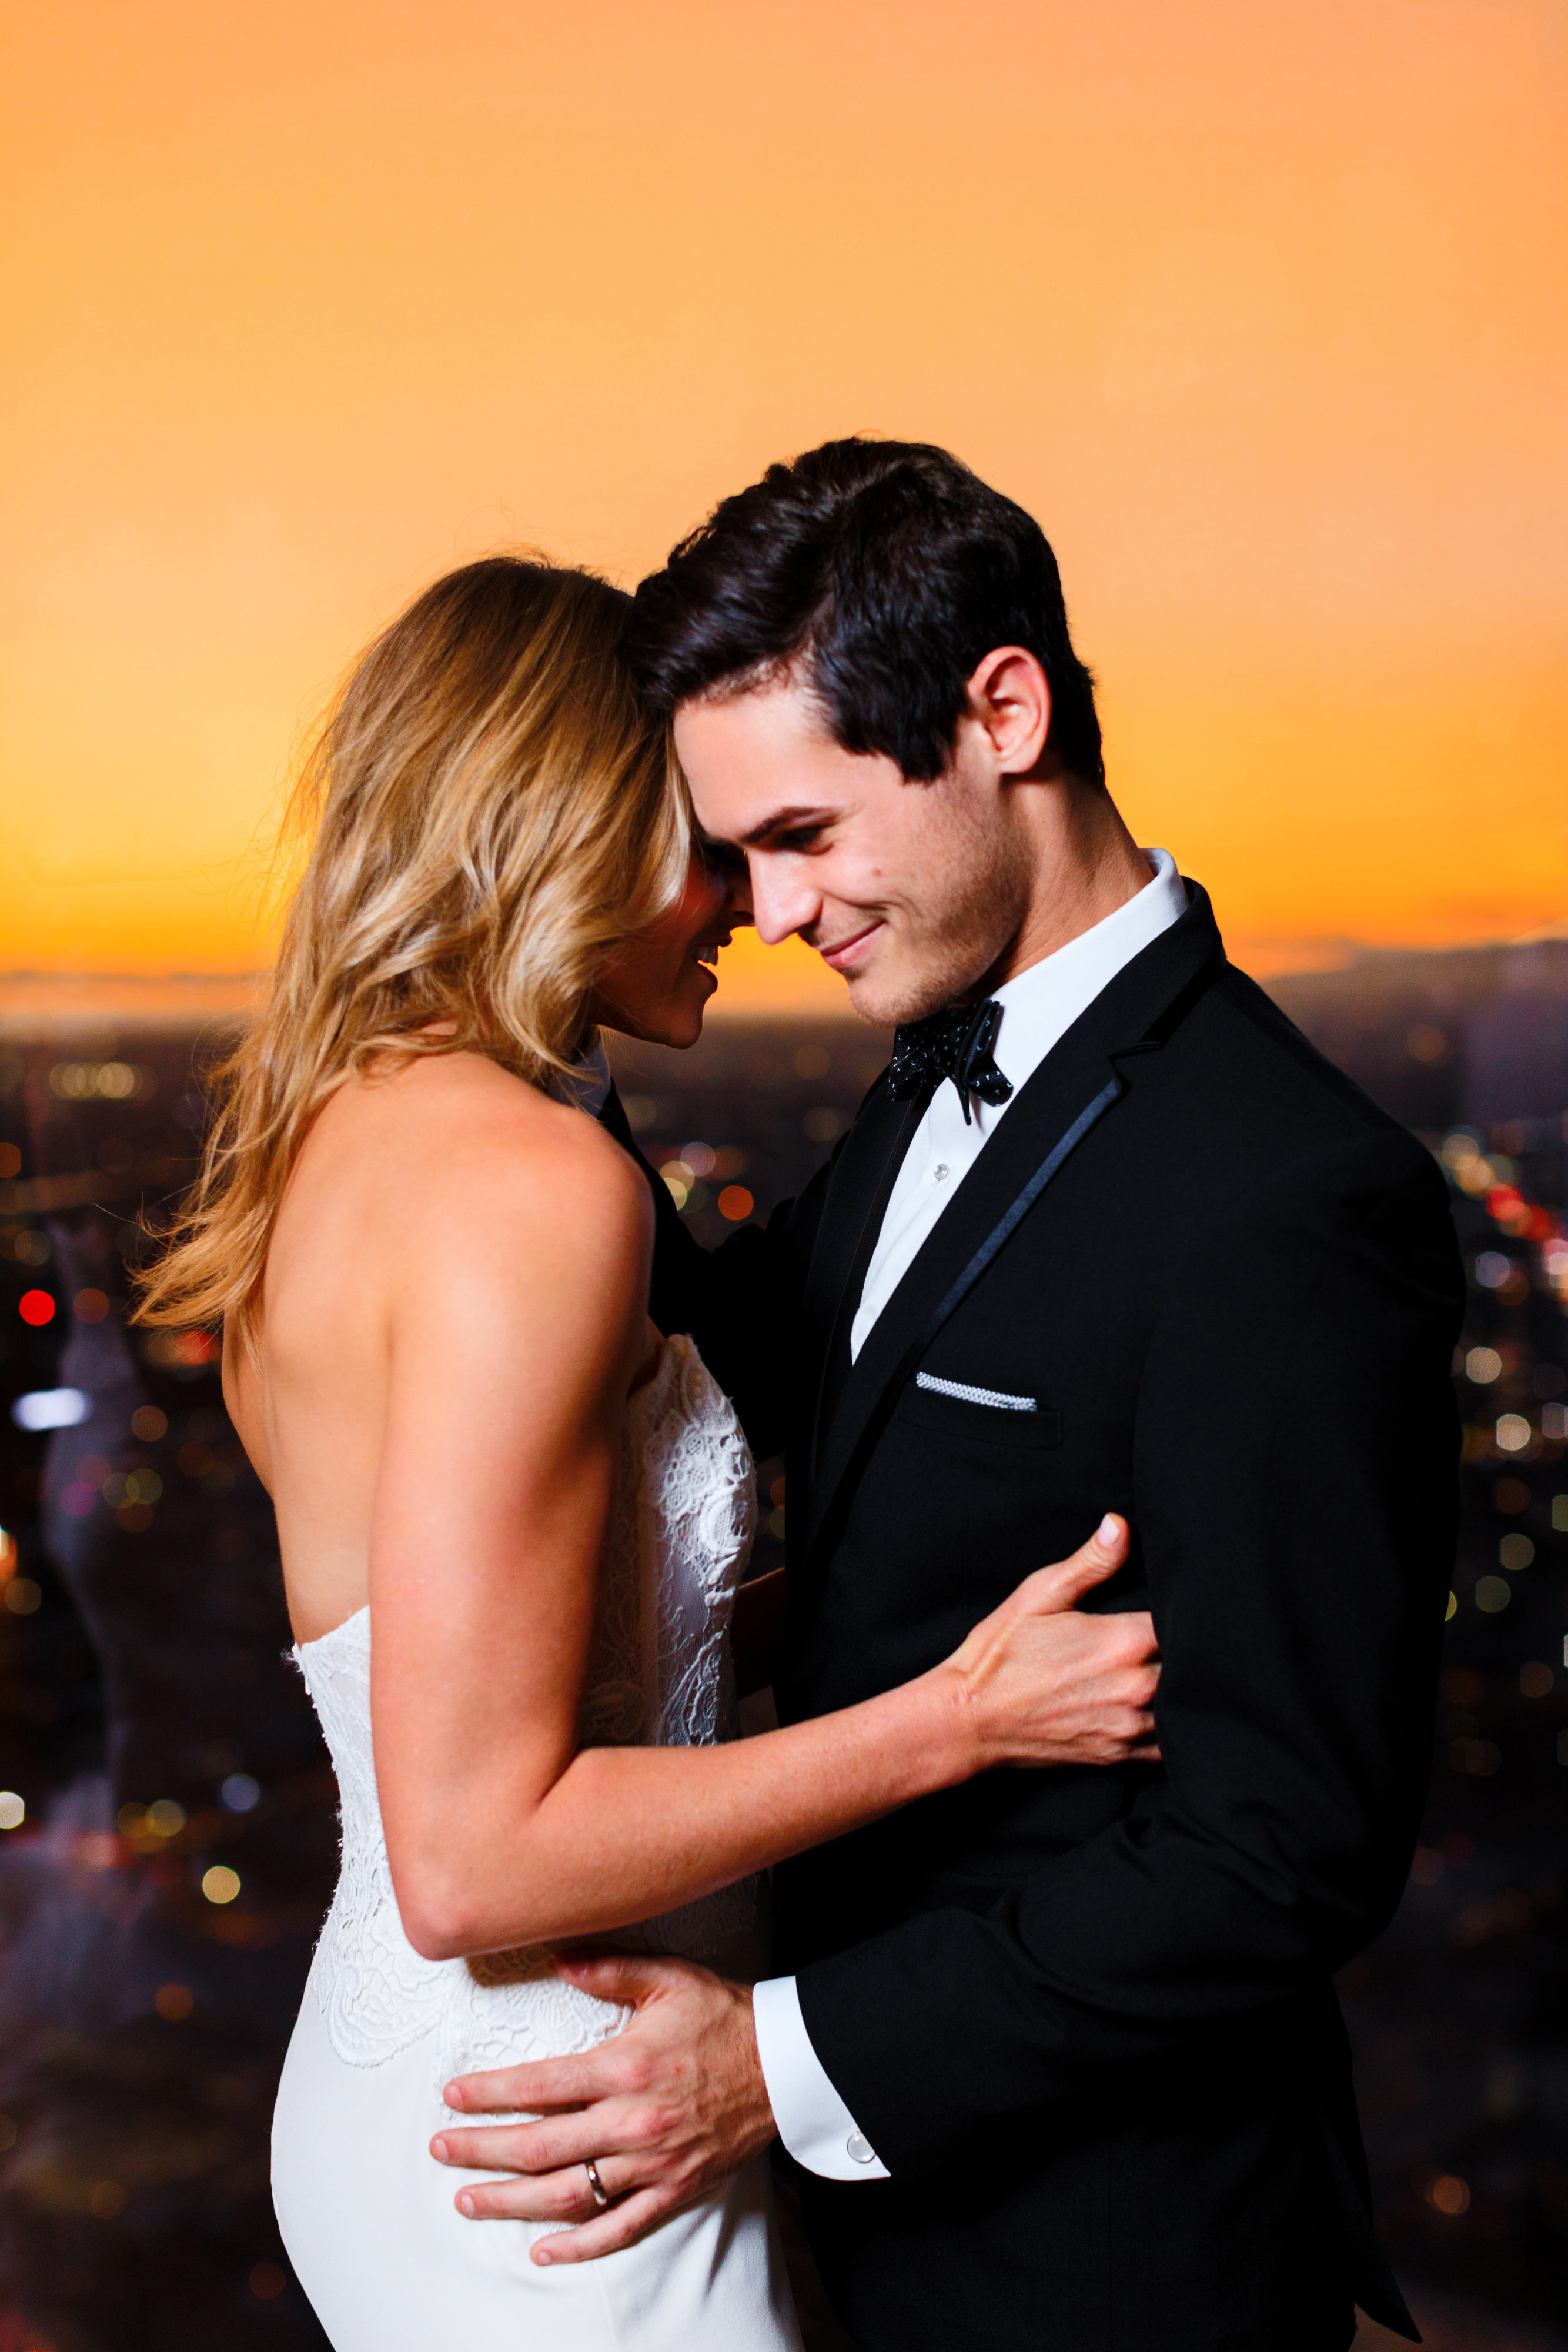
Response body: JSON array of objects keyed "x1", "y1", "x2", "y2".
[{"x1": 942, "y1": 1514, "x2": 1160, "y2": 1768}]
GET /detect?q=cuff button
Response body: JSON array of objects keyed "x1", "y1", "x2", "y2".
[{"x1": 845, "y1": 2132, "x2": 876, "y2": 2165}]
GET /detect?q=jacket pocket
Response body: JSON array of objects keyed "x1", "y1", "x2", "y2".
[{"x1": 894, "y1": 1375, "x2": 1062, "y2": 1450}]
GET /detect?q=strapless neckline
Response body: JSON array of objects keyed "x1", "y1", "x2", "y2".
[{"x1": 296, "y1": 1602, "x2": 367, "y2": 1658}]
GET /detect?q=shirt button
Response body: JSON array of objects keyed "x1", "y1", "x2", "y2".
[
  {"x1": 846, "y1": 2132, "x2": 877, "y2": 2165},
  {"x1": 932, "y1": 1164, "x2": 950, "y2": 1182}
]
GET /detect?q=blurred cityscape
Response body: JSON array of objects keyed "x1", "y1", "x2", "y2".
[{"x1": 0, "y1": 936, "x2": 1564, "y2": 2351}]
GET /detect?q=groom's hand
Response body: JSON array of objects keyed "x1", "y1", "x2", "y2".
[{"x1": 429, "y1": 1952, "x2": 777, "y2": 2262}]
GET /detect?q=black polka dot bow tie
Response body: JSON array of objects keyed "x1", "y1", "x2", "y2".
[{"x1": 887, "y1": 1000, "x2": 1014, "y2": 1124}]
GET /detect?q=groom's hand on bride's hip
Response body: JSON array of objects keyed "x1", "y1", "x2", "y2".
[{"x1": 429, "y1": 1953, "x2": 776, "y2": 2262}]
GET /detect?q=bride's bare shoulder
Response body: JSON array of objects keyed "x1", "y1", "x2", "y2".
[{"x1": 320, "y1": 1050, "x2": 648, "y2": 1251}]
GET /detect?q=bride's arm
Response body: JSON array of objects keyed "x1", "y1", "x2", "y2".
[{"x1": 374, "y1": 1121, "x2": 1154, "y2": 1965}]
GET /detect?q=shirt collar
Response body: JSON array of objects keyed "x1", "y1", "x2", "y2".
[{"x1": 988, "y1": 848, "x2": 1187, "y2": 1094}]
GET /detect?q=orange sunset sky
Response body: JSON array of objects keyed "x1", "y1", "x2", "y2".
[{"x1": 2, "y1": 0, "x2": 1564, "y2": 1011}]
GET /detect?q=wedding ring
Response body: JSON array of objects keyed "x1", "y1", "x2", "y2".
[{"x1": 583, "y1": 2159, "x2": 610, "y2": 2210}]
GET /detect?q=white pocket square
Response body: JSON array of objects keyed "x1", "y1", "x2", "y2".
[{"x1": 915, "y1": 1372, "x2": 1037, "y2": 1414}]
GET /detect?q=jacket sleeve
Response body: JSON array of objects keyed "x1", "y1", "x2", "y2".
[
  {"x1": 646, "y1": 1148, "x2": 835, "y2": 1459},
  {"x1": 793, "y1": 1127, "x2": 1463, "y2": 2177}
]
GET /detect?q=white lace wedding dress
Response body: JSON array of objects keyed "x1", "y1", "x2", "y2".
[{"x1": 272, "y1": 1334, "x2": 803, "y2": 2350}]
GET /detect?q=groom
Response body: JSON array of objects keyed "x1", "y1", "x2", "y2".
[{"x1": 432, "y1": 440, "x2": 1463, "y2": 2350}]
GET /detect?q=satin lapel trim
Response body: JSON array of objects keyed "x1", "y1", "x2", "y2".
[
  {"x1": 798, "y1": 1084, "x2": 927, "y2": 1460},
  {"x1": 807, "y1": 1088, "x2": 930, "y2": 1482},
  {"x1": 803, "y1": 1060, "x2": 1127, "y2": 1568}
]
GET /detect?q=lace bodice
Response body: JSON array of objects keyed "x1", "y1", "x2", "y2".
[{"x1": 293, "y1": 1334, "x2": 763, "y2": 2090}]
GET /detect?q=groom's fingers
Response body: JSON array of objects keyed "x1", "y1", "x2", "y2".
[
  {"x1": 439, "y1": 2142, "x2": 690, "y2": 2260},
  {"x1": 433, "y1": 2122, "x2": 550, "y2": 2174},
  {"x1": 446, "y1": 2145, "x2": 653, "y2": 2230},
  {"x1": 442, "y1": 1954, "x2": 706, "y2": 2119},
  {"x1": 447, "y1": 2159, "x2": 608, "y2": 2224},
  {"x1": 531, "y1": 2183, "x2": 672, "y2": 2263},
  {"x1": 434, "y1": 2103, "x2": 633, "y2": 2180},
  {"x1": 555, "y1": 1951, "x2": 687, "y2": 2006},
  {"x1": 444, "y1": 2048, "x2": 610, "y2": 2116},
  {"x1": 439, "y1": 1960, "x2": 773, "y2": 2258}
]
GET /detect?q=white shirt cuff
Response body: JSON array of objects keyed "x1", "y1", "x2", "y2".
[{"x1": 752, "y1": 1975, "x2": 889, "y2": 2180}]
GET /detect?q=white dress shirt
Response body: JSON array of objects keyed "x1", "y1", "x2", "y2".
[{"x1": 753, "y1": 848, "x2": 1187, "y2": 2181}]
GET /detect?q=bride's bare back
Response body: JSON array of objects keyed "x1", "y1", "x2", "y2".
[{"x1": 225, "y1": 1050, "x2": 652, "y2": 1649}]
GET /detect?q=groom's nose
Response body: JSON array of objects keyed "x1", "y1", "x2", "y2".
[{"x1": 747, "y1": 852, "x2": 820, "y2": 947}]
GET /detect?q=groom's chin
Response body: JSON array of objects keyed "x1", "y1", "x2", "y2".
[
  {"x1": 831, "y1": 950, "x2": 900, "y2": 1030},
  {"x1": 843, "y1": 964, "x2": 944, "y2": 1031},
  {"x1": 842, "y1": 977, "x2": 897, "y2": 1029}
]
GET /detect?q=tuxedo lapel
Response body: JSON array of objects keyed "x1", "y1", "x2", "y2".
[
  {"x1": 801, "y1": 883, "x2": 1227, "y2": 1569},
  {"x1": 802, "y1": 1021, "x2": 1124, "y2": 1568},
  {"x1": 798, "y1": 1080, "x2": 929, "y2": 1479}
]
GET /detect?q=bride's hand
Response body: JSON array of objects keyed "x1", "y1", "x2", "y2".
[{"x1": 942, "y1": 1514, "x2": 1160, "y2": 1769}]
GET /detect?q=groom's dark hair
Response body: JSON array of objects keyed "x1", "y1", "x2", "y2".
[{"x1": 623, "y1": 437, "x2": 1104, "y2": 789}]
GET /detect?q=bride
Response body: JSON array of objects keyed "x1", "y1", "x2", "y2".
[{"x1": 138, "y1": 556, "x2": 1158, "y2": 2351}]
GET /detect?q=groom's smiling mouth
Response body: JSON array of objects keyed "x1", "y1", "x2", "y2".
[{"x1": 817, "y1": 920, "x2": 884, "y2": 974}]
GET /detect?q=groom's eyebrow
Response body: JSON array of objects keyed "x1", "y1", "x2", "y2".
[{"x1": 737, "y1": 804, "x2": 833, "y2": 847}]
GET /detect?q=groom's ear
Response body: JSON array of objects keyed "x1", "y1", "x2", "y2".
[{"x1": 962, "y1": 647, "x2": 1053, "y2": 780}]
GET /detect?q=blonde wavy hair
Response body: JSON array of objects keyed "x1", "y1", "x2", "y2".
[{"x1": 138, "y1": 555, "x2": 687, "y2": 1351}]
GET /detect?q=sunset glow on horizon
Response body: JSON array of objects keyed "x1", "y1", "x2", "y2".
[{"x1": 2, "y1": 0, "x2": 1563, "y2": 1012}]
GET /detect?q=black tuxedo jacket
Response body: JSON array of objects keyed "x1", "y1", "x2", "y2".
[{"x1": 608, "y1": 886, "x2": 1463, "y2": 2352}]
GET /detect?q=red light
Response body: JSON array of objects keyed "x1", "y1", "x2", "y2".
[
  {"x1": 718, "y1": 1185, "x2": 754, "y2": 1221},
  {"x1": 19, "y1": 1291, "x2": 55, "y2": 1327}
]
